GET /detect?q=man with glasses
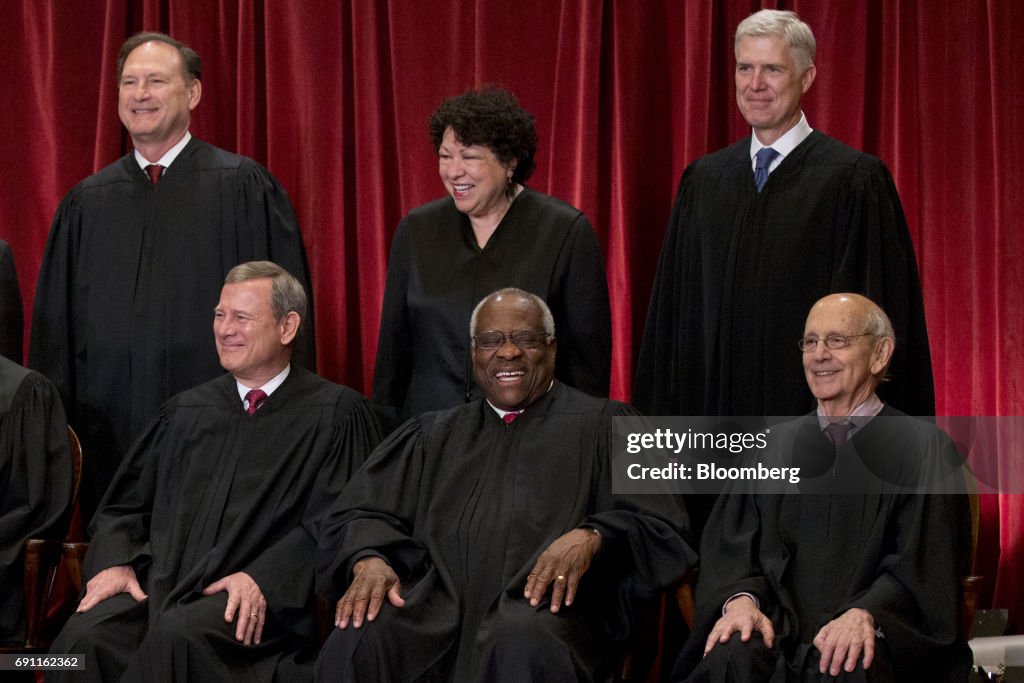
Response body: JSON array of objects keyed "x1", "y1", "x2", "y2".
[
  {"x1": 316, "y1": 287, "x2": 695, "y2": 681},
  {"x1": 675, "y1": 293, "x2": 970, "y2": 681}
]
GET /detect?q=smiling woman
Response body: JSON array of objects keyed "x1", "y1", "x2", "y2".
[{"x1": 370, "y1": 86, "x2": 611, "y2": 433}]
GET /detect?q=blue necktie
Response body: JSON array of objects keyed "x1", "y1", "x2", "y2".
[{"x1": 754, "y1": 147, "x2": 779, "y2": 192}]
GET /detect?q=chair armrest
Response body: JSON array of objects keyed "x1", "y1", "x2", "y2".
[
  {"x1": 960, "y1": 574, "x2": 984, "y2": 641},
  {"x1": 22, "y1": 539, "x2": 62, "y2": 649},
  {"x1": 61, "y1": 542, "x2": 90, "y2": 593}
]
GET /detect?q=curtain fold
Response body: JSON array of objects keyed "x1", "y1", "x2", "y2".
[{"x1": 1, "y1": 0, "x2": 1019, "y2": 628}]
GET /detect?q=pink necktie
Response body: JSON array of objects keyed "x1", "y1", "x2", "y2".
[
  {"x1": 245, "y1": 389, "x2": 267, "y2": 416},
  {"x1": 825, "y1": 422, "x2": 850, "y2": 449},
  {"x1": 502, "y1": 411, "x2": 520, "y2": 424},
  {"x1": 145, "y1": 164, "x2": 164, "y2": 184}
]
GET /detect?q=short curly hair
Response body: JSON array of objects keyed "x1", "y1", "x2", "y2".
[{"x1": 428, "y1": 86, "x2": 538, "y2": 184}]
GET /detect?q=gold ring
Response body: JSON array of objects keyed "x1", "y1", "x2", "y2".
[
  {"x1": 250, "y1": 612, "x2": 257, "y2": 617},
  {"x1": 556, "y1": 575, "x2": 566, "y2": 581}
]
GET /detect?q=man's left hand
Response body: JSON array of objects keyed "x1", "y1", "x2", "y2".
[
  {"x1": 813, "y1": 607, "x2": 876, "y2": 675},
  {"x1": 202, "y1": 571, "x2": 266, "y2": 645},
  {"x1": 523, "y1": 528, "x2": 601, "y2": 613}
]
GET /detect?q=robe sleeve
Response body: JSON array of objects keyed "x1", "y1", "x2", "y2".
[
  {"x1": 548, "y1": 215, "x2": 611, "y2": 398},
  {"x1": 82, "y1": 411, "x2": 167, "y2": 583},
  {"x1": 0, "y1": 241, "x2": 23, "y2": 362},
  {"x1": 831, "y1": 160, "x2": 934, "y2": 415},
  {"x1": 370, "y1": 220, "x2": 414, "y2": 433},
  {"x1": 235, "y1": 163, "x2": 317, "y2": 370},
  {"x1": 27, "y1": 193, "x2": 79, "y2": 420},
  {"x1": 842, "y1": 440, "x2": 969, "y2": 663},
  {"x1": 316, "y1": 417, "x2": 430, "y2": 601},
  {"x1": 0, "y1": 369, "x2": 72, "y2": 635},
  {"x1": 632, "y1": 173, "x2": 692, "y2": 417},
  {"x1": 580, "y1": 402, "x2": 695, "y2": 594},
  {"x1": 244, "y1": 391, "x2": 381, "y2": 620},
  {"x1": 692, "y1": 492, "x2": 777, "y2": 629}
]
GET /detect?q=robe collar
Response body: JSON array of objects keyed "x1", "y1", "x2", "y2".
[
  {"x1": 815, "y1": 392, "x2": 884, "y2": 440},
  {"x1": 134, "y1": 130, "x2": 192, "y2": 171},
  {"x1": 748, "y1": 112, "x2": 813, "y2": 173},
  {"x1": 234, "y1": 364, "x2": 291, "y2": 408}
]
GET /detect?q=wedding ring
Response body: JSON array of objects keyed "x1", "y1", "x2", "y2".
[{"x1": 556, "y1": 575, "x2": 566, "y2": 581}]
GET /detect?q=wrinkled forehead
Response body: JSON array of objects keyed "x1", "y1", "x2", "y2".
[{"x1": 803, "y1": 302, "x2": 865, "y2": 336}]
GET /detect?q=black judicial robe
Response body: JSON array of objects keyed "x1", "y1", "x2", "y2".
[
  {"x1": 318, "y1": 382, "x2": 695, "y2": 681},
  {"x1": 634, "y1": 132, "x2": 934, "y2": 418},
  {"x1": 0, "y1": 240, "x2": 22, "y2": 361},
  {"x1": 371, "y1": 189, "x2": 611, "y2": 432},
  {"x1": 0, "y1": 356, "x2": 71, "y2": 642},
  {"x1": 73, "y1": 367, "x2": 378, "y2": 678},
  {"x1": 28, "y1": 137, "x2": 314, "y2": 522},
  {"x1": 678, "y1": 407, "x2": 971, "y2": 681}
]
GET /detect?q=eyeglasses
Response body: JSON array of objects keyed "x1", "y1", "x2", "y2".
[
  {"x1": 473, "y1": 330, "x2": 552, "y2": 350},
  {"x1": 797, "y1": 334, "x2": 874, "y2": 352}
]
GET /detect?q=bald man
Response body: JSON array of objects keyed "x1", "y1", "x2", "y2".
[{"x1": 677, "y1": 294, "x2": 970, "y2": 682}]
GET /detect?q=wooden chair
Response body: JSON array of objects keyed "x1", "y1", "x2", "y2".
[{"x1": 0, "y1": 426, "x2": 83, "y2": 654}]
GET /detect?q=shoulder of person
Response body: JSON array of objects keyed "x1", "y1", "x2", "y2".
[
  {"x1": 70, "y1": 152, "x2": 138, "y2": 194},
  {"x1": 289, "y1": 367, "x2": 372, "y2": 412},
  {"x1": 806, "y1": 131, "x2": 889, "y2": 173},
  {"x1": 516, "y1": 188, "x2": 585, "y2": 221},
  {"x1": 548, "y1": 381, "x2": 633, "y2": 419},
  {"x1": 404, "y1": 195, "x2": 458, "y2": 223}
]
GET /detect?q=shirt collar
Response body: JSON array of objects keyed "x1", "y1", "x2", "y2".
[
  {"x1": 749, "y1": 112, "x2": 813, "y2": 163},
  {"x1": 815, "y1": 392, "x2": 884, "y2": 437},
  {"x1": 486, "y1": 380, "x2": 555, "y2": 419},
  {"x1": 134, "y1": 131, "x2": 192, "y2": 170},
  {"x1": 235, "y1": 364, "x2": 291, "y2": 406}
]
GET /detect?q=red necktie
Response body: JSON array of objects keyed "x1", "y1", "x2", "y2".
[
  {"x1": 502, "y1": 411, "x2": 520, "y2": 424},
  {"x1": 145, "y1": 164, "x2": 164, "y2": 184},
  {"x1": 245, "y1": 389, "x2": 267, "y2": 416}
]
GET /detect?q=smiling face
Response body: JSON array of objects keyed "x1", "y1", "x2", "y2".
[
  {"x1": 735, "y1": 34, "x2": 815, "y2": 145},
  {"x1": 438, "y1": 127, "x2": 514, "y2": 220},
  {"x1": 118, "y1": 40, "x2": 201, "y2": 159},
  {"x1": 213, "y1": 278, "x2": 298, "y2": 387},
  {"x1": 472, "y1": 293, "x2": 556, "y2": 412},
  {"x1": 802, "y1": 294, "x2": 894, "y2": 417}
]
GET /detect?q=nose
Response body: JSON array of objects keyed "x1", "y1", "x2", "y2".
[
  {"x1": 445, "y1": 157, "x2": 466, "y2": 179},
  {"x1": 811, "y1": 340, "x2": 831, "y2": 360},
  {"x1": 215, "y1": 316, "x2": 235, "y2": 337},
  {"x1": 750, "y1": 67, "x2": 766, "y2": 89},
  {"x1": 495, "y1": 337, "x2": 522, "y2": 359}
]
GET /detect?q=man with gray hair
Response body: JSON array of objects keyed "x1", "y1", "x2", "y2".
[
  {"x1": 635, "y1": 9, "x2": 933, "y2": 422},
  {"x1": 316, "y1": 287, "x2": 695, "y2": 681},
  {"x1": 48, "y1": 261, "x2": 378, "y2": 682},
  {"x1": 676, "y1": 293, "x2": 969, "y2": 681}
]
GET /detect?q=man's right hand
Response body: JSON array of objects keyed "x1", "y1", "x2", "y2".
[
  {"x1": 77, "y1": 565, "x2": 147, "y2": 612},
  {"x1": 704, "y1": 595, "x2": 775, "y2": 655},
  {"x1": 334, "y1": 557, "x2": 404, "y2": 629}
]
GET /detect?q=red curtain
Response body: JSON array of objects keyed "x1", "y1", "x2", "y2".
[{"x1": 2, "y1": 0, "x2": 1021, "y2": 627}]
